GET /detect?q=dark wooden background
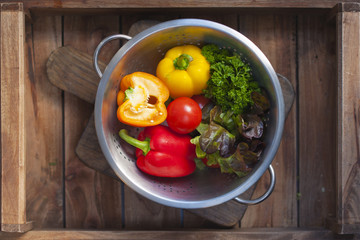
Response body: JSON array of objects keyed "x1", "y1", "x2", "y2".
[{"x1": 23, "y1": 9, "x2": 337, "y2": 230}]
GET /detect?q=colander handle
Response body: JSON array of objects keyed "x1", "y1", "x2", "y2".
[
  {"x1": 234, "y1": 164, "x2": 275, "y2": 205},
  {"x1": 93, "y1": 34, "x2": 132, "y2": 78}
]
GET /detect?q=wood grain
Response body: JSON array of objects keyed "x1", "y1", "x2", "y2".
[
  {"x1": 0, "y1": 228, "x2": 352, "y2": 240},
  {"x1": 0, "y1": 2, "x2": 32, "y2": 232},
  {"x1": 121, "y1": 15, "x2": 174, "y2": 37},
  {"x1": 187, "y1": 185, "x2": 257, "y2": 228},
  {"x1": 63, "y1": 15, "x2": 123, "y2": 229},
  {"x1": 330, "y1": 8, "x2": 360, "y2": 234},
  {"x1": 47, "y1": 46, "x2": 106, "y2": 104},
  {"x1": 239, "y1": 14, "x2": 297, "y2": 228},
  {"x1": 5, "y1": 6, "x2": 346, "y2": 234},
  {"x1": 22, "y1": 0, "x2": 358, "y2": 10},
  {"x1": 24, "y1": 15, "x2": 64, "y2": 229},
  {"x1": 0, "y1": 0, "x2": 358, "y2": 236},
  {"x1": 76, "y1": 114, "x2": 117, "y2": 179},
  {"x1": 298, "y1": 14, "x2": 337, "y2": 228}
]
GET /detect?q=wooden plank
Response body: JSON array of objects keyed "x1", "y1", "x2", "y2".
[
  {"x1": 24, "y1": 15, "x2": 64, "y2": 229},
  {"x1": 329, "y1": 8, "x2": 360, "y2": 234},
  {"x1": 120, "y1": 13, "x2": 174, "y2": 36},
  {"x1": 0, "y1": 228, "x2": 353, "y2": 240},
  {"x1": 22, "y1": 0, "x2": 358, "y2": 10},
  {"x1": 46, "y1": 46, "x2": 106, "y2": 104},
  {"x1": 298, "y1": 15, "x2": 337, "y2": 227},
  {"x1": 63, "y1": 15, "x2": 123, "y2": 229},
  {"x1": 333, "y1": 2, "x2": 360, "y2": 13},
  {"x1": 76, "y1": 114, "x2": 118, "y2": 179},
  {"x1": 327, "y1": 3, "x2": 360, "y2": 22},
  {"x1": 186, "y1": 186, "x2": 256, "y2": 228},
  {"x1": 0, "y1": 2, "x2": 32, "y2": 232},
  {"x1": 239, "y1": 13, "x2": 297, "y2": 228}
]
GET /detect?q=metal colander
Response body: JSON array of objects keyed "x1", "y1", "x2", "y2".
[{"x1": 94, "y1": 19, "x2": 285, "y2": 209}]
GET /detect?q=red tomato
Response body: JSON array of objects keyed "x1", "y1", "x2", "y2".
[
  {"x1": 166, "y1": 97, "x2": 202, "y2": 134},
  {"x1": 191, "y1": 94, "x2": 210, "y2": 109}
]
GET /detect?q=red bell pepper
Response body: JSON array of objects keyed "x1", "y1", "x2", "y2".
[{"x1": 119, "y1": 125, "x2": 196, "y2": 177}]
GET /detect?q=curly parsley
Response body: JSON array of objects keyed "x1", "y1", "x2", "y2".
[{"x1": 201, "y1": 44, "x2": 260, "y2": 115}]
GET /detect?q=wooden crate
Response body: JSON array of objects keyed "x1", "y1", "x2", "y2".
[{"x1": 0, "y1": 1, "x2": 359, "y2": 239}]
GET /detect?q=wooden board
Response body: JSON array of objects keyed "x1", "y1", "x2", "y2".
[
  {"x1": 327, "y1": 4, "x2": 360, "y2": 234},
  {"x1": 0, "y1": 228, "x2": 354, "y2": 240},
  {"x1": 63, "y1": 15, "x2": 123, "y2": 229},
  {"x1": 0, "y1": 2, "x2": 33, "y2": 232},
  {"x1": 239, "y1": 13, "x2": 297, "y2": 228},
  {"x1": 298, "y1": 14, "x2": 337, "y2": 227},
  {"x1": 47, "y1": 46, "x2": 106, "y2": 104},
  {"x1": 14, "y1": 4, "x2": 358, "y2": 235},
  {"x1": 25, "y1": 15, "x2": 64, "y2": 229},
  {"x1": 21, "y1": 0, "x2": 359, "y2": 10}
]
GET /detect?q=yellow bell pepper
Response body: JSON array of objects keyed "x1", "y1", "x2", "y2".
[
  {"x1": 156, "y1": 45, "x2": 210, "y2": 98},
  {"x1": 117, "y1": 72, "x2": 170, "y2": 127}
]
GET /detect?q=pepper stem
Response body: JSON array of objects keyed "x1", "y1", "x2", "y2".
[
  {"x1": 119, "y1": 129, "x2": 150, "y2": 156},
  {"x1": 174, "y1": 54, "x2": 193, "y2": 70}
]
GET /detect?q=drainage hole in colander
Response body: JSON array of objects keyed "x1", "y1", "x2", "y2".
[{"x1": 112, "y1": 132, "x2": 117, "y2": 139}]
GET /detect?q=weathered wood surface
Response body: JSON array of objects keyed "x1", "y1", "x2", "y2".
[
  {"x1": 298, "y1": 14, "x2": 337, "y2": 227},
  {"x1": 13, "y1": 4, "x2": 357, "y2": 234},
  {"x1": 62, "y1": 15, "x2": 123, "y2": 229},
  {"x1": 239, "y1": 14, "x2": 297, "y2": 228},
  {"x1": 0, "y1": 228, "x2": 356, "y2": 240},
  {"x1": 21, "y1": 0, "x2": 360, "y2": 10},
  {"x1": 47, "y1": 46, "x2": 106, "y2": 104},
  {"x1": 328, "y1": 5, "x2": 360, "y2": 234},
  {"x1": 0, "y1": 2, "x2": 33, "y2": 232},
  {"x1": 24, "y1": 15, "x2": 64, "y2": 229}
]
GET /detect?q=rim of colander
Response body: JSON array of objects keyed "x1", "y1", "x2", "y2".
[{"x1": 94, "y1": 18, "x2": 285, "y2": 209}]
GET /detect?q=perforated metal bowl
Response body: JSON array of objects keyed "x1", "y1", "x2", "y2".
[{"x1": 94, "y1": 19, "x2": 285, "y2": 209}]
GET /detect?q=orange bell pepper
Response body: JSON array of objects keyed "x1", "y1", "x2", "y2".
[{"x1": 117, "y1": 72, "x2": 170, "y2": 127}]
